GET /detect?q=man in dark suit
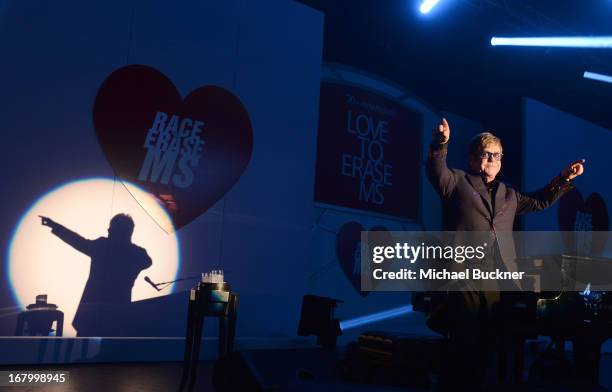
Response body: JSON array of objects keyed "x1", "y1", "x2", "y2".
[{"x1": 426, "y1": 118, "x2": 584, "y2": 390}]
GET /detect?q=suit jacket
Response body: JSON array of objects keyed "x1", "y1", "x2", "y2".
[{"x1": 426, "y1": 142, "x2": 573, "y2": 280}]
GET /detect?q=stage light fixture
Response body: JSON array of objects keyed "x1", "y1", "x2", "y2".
[
  {"x1": 491, "y1": 36, "x2": 612, "y2": 48},
  {"x1": 419, "y1": 0, "x2": 441, "y2": 14},
  {"x1": 297, "y1": 295, "x2": 343, "y2": 348},
  {"x1": 340, "y1": 304, "x2": 413, "y2": 331},
  {"x1": 584, "y1": 71, "x2": 612, "y2": 85}
]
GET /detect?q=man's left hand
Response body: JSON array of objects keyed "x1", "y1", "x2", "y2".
[{"x1": 561, "y1": 159, "x2": 586, "y2": 181}]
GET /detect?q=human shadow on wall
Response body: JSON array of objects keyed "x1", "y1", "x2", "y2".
[{"x1": 40, "y1": 214, "x2": 152, "y2": 337}]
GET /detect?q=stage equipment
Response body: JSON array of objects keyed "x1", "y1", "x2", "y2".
[
  {"x1": 178, "y1": 270, "x2": 238, "y2": 392},
  {"x1": 414, "y1": 254, "x2": 612, "y2": 386},
  {"x1": 15, "y1": 294, "x2": 64, "y2": 337},
  {"x1": 340, "y1": 331, "x2": 444, "y2": 389},
  {"x1": 297, "y1": 295, "x2": 342, "y2": 348},
  {"x1": 143, "y1": 274, "x2": 200, "y2": 291}
]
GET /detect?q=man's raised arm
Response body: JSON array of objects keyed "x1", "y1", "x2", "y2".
[
  {"x1": 516, "y1": 159, "x2": 585, "y2": 214},
  {"x1": 426, "y1": 118, "x2": 459, "y2": 198},
  {"x1": 40, "y1": 216, "x2": 94, "y2": 256}
]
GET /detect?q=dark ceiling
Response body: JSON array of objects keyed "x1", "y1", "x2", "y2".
[{"x1": 298, "y1": 0, "x2": 612, "y2": 133}]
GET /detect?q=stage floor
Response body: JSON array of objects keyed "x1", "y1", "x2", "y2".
[
  {"x1": 0, "y1": 361, "x2": 214, "y2": 392},
  {"x1": 2, "y1": 352, "x2": 612, "y2": 391}
]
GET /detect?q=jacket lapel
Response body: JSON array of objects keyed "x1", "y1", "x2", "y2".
[{"x1": 466, "y1": 173, "x2": 493, "y2": 217}]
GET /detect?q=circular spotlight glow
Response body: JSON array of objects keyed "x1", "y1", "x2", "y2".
[
  {"x1": 419, "y1": 0, "x2": 441, "y2": 14},
  {"x1": 8, "y1": 178, "x2": 180, "y2": 337}
]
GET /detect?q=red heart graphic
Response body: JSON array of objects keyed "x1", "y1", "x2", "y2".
[
  {"x1": 93, "y1": 65, "x2": 253, "y2": 231},
  {"x1": 336, "y1": 222, "x2": 390, "y2": 296}
]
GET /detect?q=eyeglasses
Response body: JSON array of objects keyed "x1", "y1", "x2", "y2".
[{"x1": 479, "y1": 151, "x2": 503, "y2": 161}]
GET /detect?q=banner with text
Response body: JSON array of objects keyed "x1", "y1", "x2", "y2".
[{"x1": 314, "y1": 82, "x2": 421, "y2": 219}]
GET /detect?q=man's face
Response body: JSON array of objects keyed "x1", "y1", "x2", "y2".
[{"x1": 469, "y1": 142, "x2": 502, "y2": 180}]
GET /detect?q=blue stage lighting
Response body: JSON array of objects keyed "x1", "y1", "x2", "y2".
[
  {"x1": 339, "y1": 304, "x2": 413, "y2": 331},
  {"x1": 491, "y1": 36, "x2": 612, "y2": 48},
  {"x1": 584, "y1": 71, "x2": 612, "y2": 84},
  {"x1": 419, "y1": 0, "x2": 441, "y2": 14}
]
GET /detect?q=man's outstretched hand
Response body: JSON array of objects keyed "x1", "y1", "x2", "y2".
[
  {"x1": 432, "y1": 118, "x2": 450, "y2": 144},
  {"x1": 39, "y1": 216, "x2": 58, "y2": 229},
  {"x1": 561, "y1": 159, "x2": 586, "y2": 181}
]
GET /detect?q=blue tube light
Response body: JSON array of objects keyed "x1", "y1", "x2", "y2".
[
  {"x1": 584, "y1": 71, "x2": 612, "y2": 84},
  {"x1": 339, "y1": 305, "x2": 414, "y2": 331},
  {"x1": 491, "y1": 36, "x2": 612, "y2": 48}
]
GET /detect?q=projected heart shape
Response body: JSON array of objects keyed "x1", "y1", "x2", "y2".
[
  {"x1": 336, "y1": 222, "x2": 390, "y2": 296},
  {"x1": 93, "y1": 65, "x2": 253, "y2": 231},
  {"x1": 558, "y1": 188, "x2": 609, "y2": 255}
]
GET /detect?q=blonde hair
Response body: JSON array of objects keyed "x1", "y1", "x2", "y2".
[{"x1": 469, "y1": 132, "x2": 502, "y2": 157}]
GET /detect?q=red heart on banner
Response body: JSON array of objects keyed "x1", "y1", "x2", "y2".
[
  {"x1": 93, "y1": 65, "x2": 253, "y2": 231},
  {"x1": 336, "y1": 222, "x2": 390, "y2": 296}
]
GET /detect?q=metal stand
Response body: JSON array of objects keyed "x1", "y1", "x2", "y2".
[{"x1": 178, "y1": 282, "x2": 238, "y2": 392}]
